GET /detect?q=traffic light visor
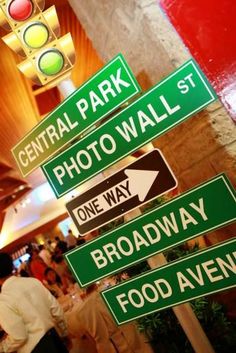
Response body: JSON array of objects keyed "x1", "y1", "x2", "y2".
[{"x1": 0, "y1": 0, "x2": 45, "y2": 30}]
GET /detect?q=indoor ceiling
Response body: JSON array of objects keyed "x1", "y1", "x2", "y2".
[{"x1": 0, "y1": 0, "x2": 103, "y2": 221}]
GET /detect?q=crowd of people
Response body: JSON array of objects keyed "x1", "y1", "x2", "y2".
[
  {"x1": 17, "y1": 232, "x2": 81, "y2": 298},
  {"x1": 0, "y1": 231, "x2": 154, "y2": 353},
  {"x1": 0, "y1": 252, "x2": 71, "y2": 353}
]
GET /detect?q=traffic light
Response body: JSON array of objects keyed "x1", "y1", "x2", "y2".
[{"x1": 0, "y1": 0, "x2": 75, "y2": 87}]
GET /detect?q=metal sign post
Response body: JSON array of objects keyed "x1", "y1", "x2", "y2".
[
  {"x1": 58, "y1": 69, "x2": 217, "y2": 353},
  {"x1": 101, "y1": 238, "x2": 236, "y2": 324},
  {"x1": 65, "y1": 174, "x2": 236, "y2": 287}
]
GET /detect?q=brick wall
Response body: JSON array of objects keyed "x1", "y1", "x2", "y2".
[{"x1": 68, "y1": 0, "x2": 236, "y2": 244}]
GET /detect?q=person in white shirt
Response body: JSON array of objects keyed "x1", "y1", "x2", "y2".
[
  {"x1": 38, "y1": 245, "x2": 52, "y2": 267},
  {"x1": 0, "y1": 253, "x2": 70, "y2": 353},
  {"x1": 65, "y1": 230, "x2": 77, "y2": 250}
]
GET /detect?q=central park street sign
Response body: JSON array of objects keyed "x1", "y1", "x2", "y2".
[
  {"x1": 42, "y1": 58, "x2": 217, "y2": 197},
  {"x1": 66, "y1": 149, "x2": 177, "y2": 235},
  {"x1": 12, "y1": 54, "x2": 141, "y2": 176},
  {"x1": 101, "y1": 238, "x2": 236, "y2": 325},
  {"x1": 64, "y1": 174, "x2": 236, "y2": 287}
]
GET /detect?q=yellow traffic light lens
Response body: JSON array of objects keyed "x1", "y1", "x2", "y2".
[
  {"x1": 23, "y1": 22, "x2": 49, "y2": 48},
  {"x1": 38, "y1": 49, "x2": 64, "y2": 76},
  {"x1": 8, "y1": 0, "x2": 33, "y2": 21}
]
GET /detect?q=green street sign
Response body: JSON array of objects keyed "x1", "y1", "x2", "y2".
[
  {"x1": 101, "y1": 238, "x2": 236, "y2": 325},
  {"x1": 65, "y1": 174, "x2": 236, "y2": 287},
  {"x1": 12, "y1": 54, "x2": 141, "y2": 177},
  {"x1": 42, "y1": 59, "x2": 216, "y2": 198}
]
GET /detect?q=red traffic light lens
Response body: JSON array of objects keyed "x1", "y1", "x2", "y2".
[{"x1": 8, "y1": 0, "x2": 33, "y2": 21}]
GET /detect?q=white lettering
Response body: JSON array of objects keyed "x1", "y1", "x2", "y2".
[
  {"x1": 76, "y1": 98, "x2": 89, "y2": 120},
  {"x1": 115, "y1": 117, "x2": 138, "y2": 142},
  {"x1": 53, "y1": 165, "x2": 66, "y2": 186},
  {"x1": 91, "y1": 249, "x2": 108, "y2": 269},
  {"x1": 100, "y1": 134, "x2": 116, "y2": 154},
  {"x1": 18, "y1": 151, "x2": 28, "y2": 167},
  {"x1": 110, "y1": 68, "x2": 130, "y2": 93},
  {"x1": 177, "y1": 271, "x2": 195, "y2": 292},
  {"x1": 201, "y1": 260, "x2": 224, "y2": 283},
  {"x1": 190, "y1": 198, "x2": 208, "y2": 221},
  {"x1": 160, "y1": 95, "x2": 181, "y2": 115},
  {"x1": 90, "y1": 91, "x2": 105, "y2": 113},
  {"x1": 98, "y1": 80, "x2": 116, "y2": 102},
  {"x1": 179, "y1": 207, "x2": 198, "y2": 230}
]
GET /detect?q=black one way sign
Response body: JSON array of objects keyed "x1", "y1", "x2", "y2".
[{"x1": 66, "y1": 149, "x2": 177, "y2": 235}]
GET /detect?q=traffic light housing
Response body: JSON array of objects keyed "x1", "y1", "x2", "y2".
[
  {"x1": 0, "y1": 0, "x2": 75, "y2": 87},
  {"x1": 0, "y1": 0, "x2": 45, "y2": 30}
]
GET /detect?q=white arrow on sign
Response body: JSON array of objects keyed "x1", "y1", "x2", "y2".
[
  {"x1": 72, "y1": 169, "x2": 159, "y2": 225},
  {"x1": 125, "y1": 169, "x2": 159, "y2": 202}
]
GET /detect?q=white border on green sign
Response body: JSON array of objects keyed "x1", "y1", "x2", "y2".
[
  {"x1": 65, "y1": 174, "x2": 236, "y2": 288},
  {"x1": 12, "y1": 54, "x2": 140, "y2": 176},
  {"x1": 43, "y1": 59, "x2": 216, "y2": 198},
  {"x1": 101, "y1": 237, "x2": 236, "y2": 325}
]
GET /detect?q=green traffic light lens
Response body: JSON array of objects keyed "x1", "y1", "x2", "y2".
[
  {"x1": 23, "y1": 22, "x2": 49, "y2": 49},
  {"x1": 38, "y1": 50, "x2": 64, "y2": 76}
]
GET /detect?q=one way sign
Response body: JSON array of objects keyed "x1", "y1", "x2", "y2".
[{"x1": 66, "y1": 149, "x2": 177, "y2": 235}]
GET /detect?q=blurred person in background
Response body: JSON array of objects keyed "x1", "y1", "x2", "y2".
[
  {"x1": 0, "y1": 253, "x2": 70, "y2": 353},
  {"x1": 44, "y1": 268, "x2": 64, "y2": 298},
  {"x1": 46, "y1": 239, "x2": 57, "y2": 253},
  {"x1": 52, "y1": 255, "x2": 75, "y2": 293},
  {"x1": 28, "y1": 249, "x2": 47, "y2": 282},
  {"x1": 65, "y1": 230, "x2": 77, "y2": 250},
  {"x1": 76, "y1": 237, "x2": 86, "y2": 247},
  {"x1": 67, "y1": 284, "x2": 154, "y2": 353},
  {"x1": 54, "y1": 237, "x2": 68, "y2": 255},
  {"x1": 38, "y1": 245, "x2": 52, "y2": 267},
  {"x1": 17, "y1": 259, "x2": 30, "y2": 278}
]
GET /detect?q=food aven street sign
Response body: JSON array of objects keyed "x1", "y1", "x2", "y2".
[
  {"x1": 101, "y1": 238, "x2": 236, "y2": 325},
  {"x1": 42, "y1": 58, "x2": 217, "y2": 197},
  {"x1": 12, "y1": 54, "x2": 141, "y2": 176},
  {"x1": 65, "y1": 174, "x2": 236, "y2": 287},
  {"x1": 66, "y1": 149, "x2": 177, "y2": 235}
]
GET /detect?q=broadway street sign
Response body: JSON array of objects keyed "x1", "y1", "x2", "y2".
[
  {"x1": 65, "y1": 174, "x2": 236, "y2": 287},
  {"x1": 66, "y1": 149, "x2": 177, "y2": 235},
  {"x1": 12, "y1": 54, "x2": 141, "y2": 176},
  {"x1": 42, "y1": 59, "x2": 216, "y2": 197},
  {"x1": 101, "y1": 238, "x2": 236, "y2": 325}
]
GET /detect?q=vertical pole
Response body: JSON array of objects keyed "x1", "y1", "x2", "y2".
[
  {"x1": 123, "y1": 144, "x2": 215, "y2": 353},
  {"x1": 147, "y1": 251, "x2": 215, "y2": 353},
  {"x1": 57, "y1": 79, "x2": 102, "y2": 191},
  {"x1": 57, "y1": 79, "x2": 215, "y2": 353},
  {"x1": 58, "y1": 78, "x2": 77, "y2": 98}
]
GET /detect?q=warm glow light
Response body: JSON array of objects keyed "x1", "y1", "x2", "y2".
[
  {"x1": 35, "y1": 183, "x2": 55, "y2": 203},
  {"x1": 63, "y1": 189, "x2": 80, "y2": 202},
  {"x1": 0, "y1": 231, "x2": 8, "y2": 249}
]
